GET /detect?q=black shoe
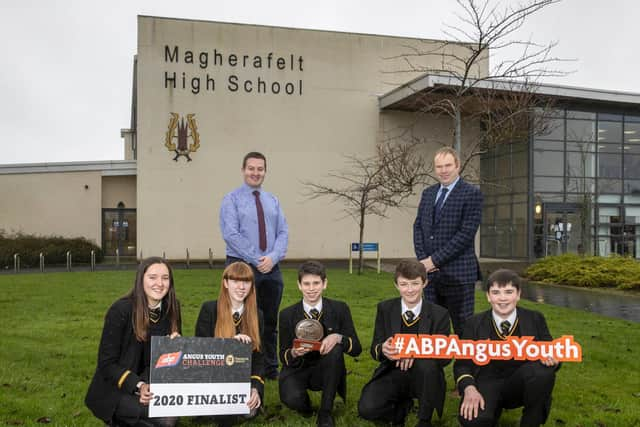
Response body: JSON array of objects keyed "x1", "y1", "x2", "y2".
[
  {"x1": 316, "y1": 411, "x2": 334, "y2": 427},
  {"x1": 391, "y1": 399, "x2": 413, "y2": 426}
]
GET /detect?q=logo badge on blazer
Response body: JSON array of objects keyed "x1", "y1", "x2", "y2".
[
  {"x1": 164, "y1": 113, "x2": 201, "y2": 161},
  {"x1": 155, "y1": 351, "x2": 183, "y2": 368}
]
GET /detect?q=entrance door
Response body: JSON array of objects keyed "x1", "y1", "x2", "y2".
[
  {"x1": 541, "y1": 204, "x2": 586, "y2": 256},
  {"x1": 102, "y1": 208, "x2": 137, "y2": 256}
]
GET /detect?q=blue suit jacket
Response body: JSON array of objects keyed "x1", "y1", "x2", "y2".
[{"x1": 413, "y1": 178, "x2": 482, "y2": 285}]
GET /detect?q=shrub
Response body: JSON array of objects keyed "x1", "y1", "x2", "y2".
[
  {"x1": 0, "y1": 231, "x2": 103, "y2": 268},
  {"x1": 525, "y1": 253, "x2": 640, "y2": 290}
]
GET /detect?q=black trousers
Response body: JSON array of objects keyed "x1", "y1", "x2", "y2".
[
  {"x1": 458, "y1": 362, "x2": 556, "y2": 427},
  {"x1": 113, "y1": 394, "x2": 176, "y2": 427},
  {"x1": 226, "y1": 256, "x2": 283, "y2": 376},
  {"x1": 279, "y1": 346, "x2": 345, "y2": 414},
  {"x1": 358, "y1": 359, "x2": 442, "y2": 423}
]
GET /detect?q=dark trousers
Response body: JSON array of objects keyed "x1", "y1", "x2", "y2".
[
  {"x1": 358, "y1": 359, "x2": 442, "y2": 423},
  {"x1": 113, "y1": 394, "x2": 176, "y2": 427},
  {"x1": 424, "y1": 280, "x2": 475, "y2": 336},
  {"x1": 279, "y1": 346, "x2": 345, "y2": 414},
  {"x1": 226, "y1": 256, "x2": 283, "y2": 376},
  {"x1": 459, "y1": 362, "x2": 556, "y2": 427}
]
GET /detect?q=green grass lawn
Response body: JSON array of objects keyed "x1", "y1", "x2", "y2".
[{"x1": 1, "y1": 269, "x2": 638, "y2": 426}]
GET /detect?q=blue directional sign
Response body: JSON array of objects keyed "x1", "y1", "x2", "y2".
[{"x1": 351, "y1": 242, "x2": 379, "y2": 252}]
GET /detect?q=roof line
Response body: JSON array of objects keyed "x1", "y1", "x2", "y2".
[{"x1": 0, "y1": 160, "x2": 137, "y2": 176}]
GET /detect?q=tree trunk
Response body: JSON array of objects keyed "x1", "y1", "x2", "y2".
[
  {"x1": 454, "y1": 106, "x2": 462, "y2": 154},
  {"x1": 358, "y1": 209, "x2": 366, "y2": 274}
]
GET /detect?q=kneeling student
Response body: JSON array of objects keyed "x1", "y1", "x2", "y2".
[
  {"x1": 85, "y1": 257, "x2": 181, "y2": 427},
  {"x1": 455, "y1": 269, "x2": 559, "y2": 427},
  {"x1": 279, "y1": 261, "x2": 362, "y2": 427},
  {"x1": 358, "y1": 260, "x2": 451, "y2": 427}
]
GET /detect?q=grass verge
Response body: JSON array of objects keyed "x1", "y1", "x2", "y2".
[{"x1": 1, "y1": 269, "x2": 638, "y2": 426}]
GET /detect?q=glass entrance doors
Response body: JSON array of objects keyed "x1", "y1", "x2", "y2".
[{"x1": 102, "y1": 208, "x2": 137, "y2": 256}]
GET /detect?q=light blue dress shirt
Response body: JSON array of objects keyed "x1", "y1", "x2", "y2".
[
  {"x1": 434, "y1": 176, "x2": 460, "y2": 207},
  {"x1": 220, "y1": 183, "x2": 289, "y2": 266}
]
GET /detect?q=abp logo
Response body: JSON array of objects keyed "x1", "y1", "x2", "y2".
[{"x1": 155, "y1": 351, "x2": 183, "y2": 368}]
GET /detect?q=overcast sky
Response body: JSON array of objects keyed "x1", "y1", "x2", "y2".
[{"x1": 1, "y1": 0, "x2": 638, "y2": 165}]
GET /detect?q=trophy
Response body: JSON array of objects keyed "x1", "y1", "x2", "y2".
[{"x1": 293, "y1": 319, "x2": 324, "y2": 351}]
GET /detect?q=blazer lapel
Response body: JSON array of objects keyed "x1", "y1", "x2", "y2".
[
  {"x1": 390, "y1": 299, "x2": 402, "y2": 335},
  {"x1": 418, "y1": 302, "x2": 433, "y2": 333},
  {"x1": 427, "y1": 186, "x2": 440, "y2": 227}
]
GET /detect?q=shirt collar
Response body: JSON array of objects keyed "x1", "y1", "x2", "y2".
[
  {"x1": 231, "y1": 304, "x2": 245, "y2": 316},
  {"x1": 241, "y1": 183, "x2": 262, "y2": 193},
  {"x1": 303, "y1": 299, "x2": 323, "y2": 315},
  {"x1": 440, "y1": 176, "x2": 460, "y2": 193},
  {"x1": 492, "y1": 308, "x2": 517, "y2": 327},
  {"x1": 401, "y1": 299, "x2": 422, "y2": 318}
]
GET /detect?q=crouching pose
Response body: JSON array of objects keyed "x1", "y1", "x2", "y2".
[
  {"x1": 195, "y1": 261, "x2": 264, "y2": 423},
  {"x1": 85, "y1": 257, "x2": 181, "y2": 427},
  {"x1": 358, "y1": 260, "x2": 451, "y2": 427},
  {"x1": 279, "y1": 261, "x2": 362, "y2": 427},
  {"x1": 455, "y1": 269, "x2": 559, "y2": 427}
]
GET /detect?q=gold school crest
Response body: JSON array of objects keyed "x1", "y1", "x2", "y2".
[{"x1": 164, "y1": 113, "x2": 201, "y2": 161}]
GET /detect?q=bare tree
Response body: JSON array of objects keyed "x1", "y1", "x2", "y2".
[
  {"x1": 386, "y1": 0, "x2": 569, "y2": 166},
  {"x1": 303, "y1": 141, "x2": 431, "y2": 274}
]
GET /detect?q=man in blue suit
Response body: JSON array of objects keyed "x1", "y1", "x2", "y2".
[{"x1": 413, "y1": 147, "x2": 482, "y2": 335}]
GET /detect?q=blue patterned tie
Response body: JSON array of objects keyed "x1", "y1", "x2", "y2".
[{"x1": 434, "y1": 187, "x2": 448, "y2": 219}]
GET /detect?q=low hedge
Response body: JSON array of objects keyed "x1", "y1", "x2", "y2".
[
  {"x1": 525, "y1": 253, "x2": 640, "y2": 290},
  {"x1": 0, "y1": 231, "x2": 103, "y2": 268}
]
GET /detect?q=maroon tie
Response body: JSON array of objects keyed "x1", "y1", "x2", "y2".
[{"x1": 253, "y1": 190, "x2": 267, "y2": 251}]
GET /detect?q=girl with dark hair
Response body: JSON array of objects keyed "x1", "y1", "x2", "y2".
[
  {"x1": 86, "y1": 257, "x2": 181, "y2": 427},
  {"x1": 195, "y1": 261, "x2": 264, "y2": 421}
]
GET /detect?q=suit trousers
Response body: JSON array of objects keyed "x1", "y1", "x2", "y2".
[
  {"x1": 279, "y1": 346, "x2": 345, "y2": 414},
  {"x1": 226, "y1": 256, "x2": 283, "y2": 376},
  {"x1": 424, "y1": 280, "x2": 475, "y2": 336},
  {"x1": 458, "y1": 362, "x2": 556, "y2": 427},
  {"x1": 358, "y1": 359, "x2": 442, "y2": 423}
]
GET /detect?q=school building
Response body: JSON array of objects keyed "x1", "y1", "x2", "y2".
[{"x1": 2, "y1": 16, "x2": 640, "y2": 261}]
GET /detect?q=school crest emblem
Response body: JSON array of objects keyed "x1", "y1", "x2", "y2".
[{"x1": 164, "y1": 113, "x2": 200, "y2": 161}]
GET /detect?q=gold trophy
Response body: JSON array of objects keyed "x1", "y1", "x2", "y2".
[{"x1": 293, "y1": 319, "x2": 324, "y2": 351}]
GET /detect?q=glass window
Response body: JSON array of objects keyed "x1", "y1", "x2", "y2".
[
  {"x1": 534, "y1": 177, "x2": 564, "y2": 192},
  {"x1": 624, "y1": 122, "x2": 640, "y2": 144},
  {"x1": 566, "y1": 178, "x2": 595, "y2": 194},
  {"x1": 597, "y1": 194, "x2": 622, "y2": 203},
  {"x1": 624, "y1": 155, "x2": 640, "y2": 179},
  {"x1": 598, "y1": 153, "x2": 622, "y2": 178},
  {"x1": 566, "y1": 119, "x2": 595, "y2": 141},
  {"x1": 535, "y1": 118, "x2": 564, "y2": 140},
  {"x1": 566, "y1": 141, "x2": 595, "y2": 152},
  {"x1": 567, "y1": 110, "x2": 596, "y2": 120},
  {"x1": 482, "y1": 206, "x2": 495, "y2": 224},
  {"x1": 495, "y1": 155, "x2": 511, "y2": 179},
  {"x1": 598, "y1": 113, "x2": 623, "y2": 122},
  {"x1": 480, "y1": 155, "x2": 495, "y2": 179},
  {"x1": 534, "y1": 151, "x2": 564, "y2": 176},
  {"x1": 598, "y1": 206, "x2": 620, "y2": 223},
  {"x1": 625, "y1": 207, "x2": 640, "y2": 223},
  {"x1": 626, "y1": 115, "x2": 640, "y2": 123},
  {"x1": 598, "y1": 121, "x2": 622, "y2": 143},
  {"x1": 496, "y1": 203, "x2": 511, "y2": 219},
  {"x1": 481, "y1": 235, "x2": 496, "y2": 258},
  {"x1": 598, "y1": 178, "x2": 622, "y2": 194},
  {"x1": 566, "y1": 151, "x2": 595, "y2": 177}
]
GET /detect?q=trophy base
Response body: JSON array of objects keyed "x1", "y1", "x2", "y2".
[{"x1": 293, "y1": 338, "x2": 322, "y2": 351}]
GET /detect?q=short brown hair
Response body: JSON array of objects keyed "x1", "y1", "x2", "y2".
[
  {"x1": 434, "y1": 146, "x2": 460, "y2": 167},
  {"x1": 394, "y1": 260, "x2": 427, "y2": 284},
  {"x1": 483, "y1": 268, "x2": 521, "y2": 292},
  {"x1": 242, "y1": 151, "x2": 267, "y2": 170}
]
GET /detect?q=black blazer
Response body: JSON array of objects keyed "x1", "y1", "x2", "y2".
[
  {"x1": 413, "y1": 178, "x2": 483, "y2": 285},
  {"x1": 85, "y1": 297, "x2": 180, "y2": 423},
  {"x1": 454, "y1": 306, "x2": 559, "y2": 394},
  {"x1": 194, "y1": 300, "x2": 265, "y2": 395},
  {"x1": 278, "y1": 298, "x2": 362, "y2": 399},
  {"x1": 366, "y1": 297, "x2": 451, "y2": 415}
]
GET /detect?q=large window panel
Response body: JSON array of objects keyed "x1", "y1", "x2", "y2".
[
  {"x1": 534, "y1": 177, "x2": 564, "y2": 193},
  {"x1": 597, "y1": 153, "x2": 622, "y2": 178},
  {"x1": 624, "y1": 122, "x2": 640, "y2": 144},
  {"x1": 534, "y1": 150, "x2": 564, "y2": 176},
  {"x1": 566, "y1": 178, "x2": 595, "y2": 194},
  {"x1": 566, "y1": 119, "x2": 596, "y2": 142},
  {"x1": 535, "y1": 117, "x2": 564, "y2": 141},
  {"x1": 598, "y1": 178, "x2": 622, "y2": 194},
  {"x1": 624, "y1": 154, "x2": 640, "y2": 179},
  {"x1": 566, "y1": 151, "x2": 595, "y2": 178},
  {"x1": 598, "y1": 121, "x2": 622, "y2": 143}
]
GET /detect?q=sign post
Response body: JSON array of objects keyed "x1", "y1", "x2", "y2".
[{"x1": 349, "y1": 242, "x2": 381, "y2": 274}]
